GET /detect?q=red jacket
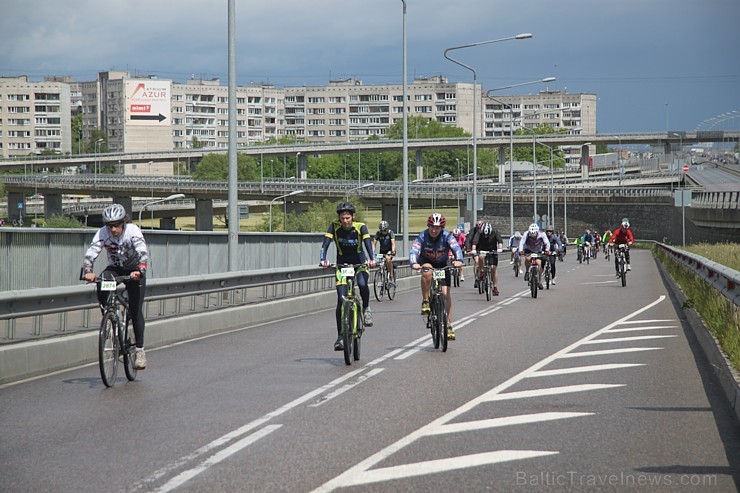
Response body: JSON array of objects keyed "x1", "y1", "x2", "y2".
[{"x1": 610, "y1": 227, "x2": 634, "y2": 245}]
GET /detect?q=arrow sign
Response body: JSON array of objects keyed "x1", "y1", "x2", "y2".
[{"x1": 131, "y1": 114, "x2": 167, "y2": 122}]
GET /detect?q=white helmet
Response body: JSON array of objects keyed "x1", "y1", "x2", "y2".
[
  {"x1": 102, "y1": 204, "x2": 126, "y2": 223},
  {"x1": 513, "y1": 231, "x2": 522, "y2": 238},
  {"x1": 482, "y1": 223, "x2": 492, "y2": 236},
  {"x1": 621, "y1": 218, "x2": 630, "y2": 228},
  {"x1": 379, "y1": 220, "x2": 389, "y2": 231},
  {"x1": 528, "y1": 223, "x2": 539, "y2": 237}
]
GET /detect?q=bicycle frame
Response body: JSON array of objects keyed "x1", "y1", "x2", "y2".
[
  {"x1": 335, "y1": 263, "x2": 366, "y2": 365},
  {"x1": 95, "y1": 275, "x2": 137, "y2": 387},
  {"x1": 421, "y1": 265, "x2": 450, "y2": 352}
]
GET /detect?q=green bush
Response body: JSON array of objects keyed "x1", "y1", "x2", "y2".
[{"x1": 43, "y1": 214, "x2": 85, "y2": 228}]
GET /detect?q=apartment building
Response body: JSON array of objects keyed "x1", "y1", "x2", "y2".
[
  {"x1": 483, "y1": 90, "x2": 597, "y2": 164},
  {"x1": 0, "y1": 76, "x2": 71, "y2": 159}
]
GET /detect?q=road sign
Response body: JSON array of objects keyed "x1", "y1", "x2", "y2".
[{"x1": 683, "y1": 164, "x2": 689, "y2": 172}]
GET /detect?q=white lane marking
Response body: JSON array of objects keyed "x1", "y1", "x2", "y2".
[
  {"x1": 310, "y1": 296, "x2": 666, "y2": 492},
  {"x1": 129, "y1": 368, "x2": 369, "y2": 492},
  {"x1": 608, "y1": 325, "x2": 677, "y2": 333},
  {"x1": 618, "y1": 319, "x2": 673, "y2": 324},
  {"x1": 427, "y1": 412, "x2": 594, "y2": 436},
  {"x1": 340, "y1": 451, "x2": 558, "y2": 488},
  {"x1": 486, "y1": 384, "x2": 625, "y2": 401},
  {"x1": 152, "y1": 425, "x2": 282, "y2": 493},
  {"x1": 585, "y1": 335, "x2": 677, "y2": 344},
  {"x1": 308, "y1": 368, "x2": 385, "y2": 407},
  {"x1": 560, "y1": 347, "x2": 663, "y2": 358},
  {"x1": 582, "y1": 280, "x2": 619, "y2": 284},
  {"x1": 528, "y1": 363, "x2": 644, "y2": 378}
]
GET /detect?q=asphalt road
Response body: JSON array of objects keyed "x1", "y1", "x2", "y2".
[{"x1": 2, "y1": 249, "x2": 739, "y2": 493}]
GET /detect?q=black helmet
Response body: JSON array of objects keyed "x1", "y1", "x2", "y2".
[{"x1": 336, "y1": 201, "x2": 356, "y2": 214}]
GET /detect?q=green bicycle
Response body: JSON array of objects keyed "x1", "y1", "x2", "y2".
[{"x1": 334, "y1": 263, "x2": 366, "y2": 365}]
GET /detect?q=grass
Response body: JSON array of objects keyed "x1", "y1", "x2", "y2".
[{"x1": 654, "y1": 243, "x2": 740, "y2": 373}]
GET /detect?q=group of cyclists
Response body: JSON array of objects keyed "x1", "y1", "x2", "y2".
[{"x1": 80, "y1": 201, "x2": 635, "y2": 366}]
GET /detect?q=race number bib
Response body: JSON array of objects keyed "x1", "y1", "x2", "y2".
[{"x1": 100, "y1": 280, "x2": 117, "y2": 291}]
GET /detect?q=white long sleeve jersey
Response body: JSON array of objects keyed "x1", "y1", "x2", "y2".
[{"x1": 82, "y1": 223, "x2": 149, "y2": 273}]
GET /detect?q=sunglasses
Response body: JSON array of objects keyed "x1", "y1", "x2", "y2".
[{"x1": 106, "y1": 221, "x2": 124, "y2": 229}]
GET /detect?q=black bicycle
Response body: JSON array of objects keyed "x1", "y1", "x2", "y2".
[
  {"x1": 478, "y1": 250, "x2": 499, "y2": 301},
  {"x1": 528, "y1": 253, "x2": 543, "y2": 298},
  {"x1": 373, "y1": 254, "x2": 396, "y2": 302},
  {"x1": 615, "y1": 244, "x2": 629, "y2": 287},
  {"x1": 94, "y1": 275, "x2": 137, "y2": 387},
  {"x1": 421, "y1": 265, "x2": 450, "y2": 352}
]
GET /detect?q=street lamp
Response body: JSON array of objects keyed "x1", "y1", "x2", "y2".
[
  {"x1": 345, "y1": 182, "x2": 374, "y2": 201},
  {"x1": 269, "y1": 190, "x2": 304, "y2": 232},
  {"x1": 138, "y1": 193, "x2": 186, "y2": 229},
  {"x1": 444, "y1": 32, "x2": 532, "y2": 228},
  {"x1": 431, "y1": 173, "x2": 451, "y2": 209},
  {"x1": 535, "y1": 140, "x2": 557, "y2": 227},
  {"x1": 94, "y1": 138, "x2": 104, "y2": 186},
  {"x1": 486, "y1": 77, "x2": 555, "y2": 235},
  {"x1": 401, "y1": 0, "x2": 409, "y2": 256}
]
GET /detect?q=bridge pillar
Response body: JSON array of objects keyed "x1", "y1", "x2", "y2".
[
  {"x1": 580, "y1": 144, "x2": 591, "y2": 179},
  {"x1": 43, "y1": 193, "x2": 63, "y2": 219},
  {"x1": 297, "y1": 153, "x2": 307, "y2": 180},
  {"x1": 498, "y1": 148, "x2": 506, "y2": 184},
  {"x1": 7, "y1": 191, "x2": 24, "y2": 223},
  {"x1": 111, "y1": 195, "x2": 133, "y2": 218},
  {"x1": 195, "y1": 199, "x2": 214, "y2": 231},
  {"x1": 415, "y1": 149, "x2": 424, "y2": 181},
  {"x1": 160, "y1": 217, "x2": 177, "y2": 230},
  {"x1": 380, "y1": 202, "x2": 400, "y2": 233}
]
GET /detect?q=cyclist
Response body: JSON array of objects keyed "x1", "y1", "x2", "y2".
[
  {"x1": 518, "y1": 223, "x2": 550, "y2": 290},
  {"x1": 410, "y1": 213, "x2": 464, "y2": 340},
  {"x1": 451, "y1": 228, "x2": 466, "y2": 282},
  {"x1": 581, "y1": 229, "x2": 595, "y2": 260},
  {"x1": 464, "y1": 220, "x2": 484, "y2": 288},
  {"x1": 320, "y1": 202, "x2": 377, "y2": 351},
  {"x1": 609, "y1": 218, "x2": 635, "y2": 276},
  {"x1": 508, "y1": 231, "x2": 523, "y2": 274},
  {"x1": 81, "y1": 204, "x2": 150, "y2": 370},
  {"x1": 602, "y1": 229, "x2": 613, "y2": 259},
  {"x1": 544, "y1": 227, "x2": 562, "y2": 285},
  {"x1": 592, "y1": 229, "x2": 600, "y2": 257},
  {"x1": 374, "y1": 220, "x2": 396, "y2": 285},
  {"x1": 470, "y1": 222, "x2": 504, "y2": 295}
]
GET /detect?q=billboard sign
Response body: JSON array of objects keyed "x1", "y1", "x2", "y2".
[{"x1": 125, "y1": 80, "x2": 171, "y2": 126}]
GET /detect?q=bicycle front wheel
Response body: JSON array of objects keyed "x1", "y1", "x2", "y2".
[
  {"x1": 373, "y1": 269, "x2": 385, "y2": 302},
  {"x1": 353, "y1": 305, "x2": 363, "y2": 361},
  {"x1": 98, "y1": 312, "x2": 118, "y2": 387},
  {"x1": 341, "y1": 301, "x2": 354, "y2": 365},
  {"x1": 620, "y1": 260, "x2": 627, "y2": 287},
  {"x1": 430, "y1": 296, "x2": 441, "y2": 349},
  {"x1": 485, "y1": 271, "x2": 492, "y2": 301},
  {"x1": 122, "y1": 313, "x2": 138, "y2": 381},
  {"x1": 438, "y1": 295, "x2": 448, "y2": 352},
  {"x1": 386, "y1": 274, "x2": 397, "y2": 301},
  {"x1": 530, "y1": 269, "x2": 538, "y2": 298}
]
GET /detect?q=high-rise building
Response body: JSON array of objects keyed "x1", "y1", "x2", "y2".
[{"x1": 0, "y1": 76, "x2": 71, "y2": 159}]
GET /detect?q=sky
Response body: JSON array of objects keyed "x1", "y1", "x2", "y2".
[{"x1": 1, "y1": 0, "x2": 739, "y2": 134}]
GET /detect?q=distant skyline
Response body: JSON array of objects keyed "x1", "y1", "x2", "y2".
[{"x1": 2, "y1": 0, "x2": 739, "y2": 134}]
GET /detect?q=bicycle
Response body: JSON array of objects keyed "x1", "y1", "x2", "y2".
[
  {"x1": 543, "y1": 252, "x2": 558, "y2": 289},
  {"x1": 582, "y1": 243, "x2": 591, "y2": 265},
  {"x1": 332, "y1": 263, "x2": 366, "y2": 365},
  {"x1": 477, "y1": 250, "x2": 500, "y2": 301},
  {"x1": 373, "y1": 253, "x2": 396, "y2": 302},
  {"x1": 527, "y1": 253, "x2": 543, "y2": 298},
  {"x1": 450, "y1": 256, "x2": 461, "y2": 288},
  {"x1": 93, "y1": 274, "x2": 138, "y2": 387},
  {"x1": 420, "y1": 265, "x2": 451, "y2": 352},
  {"x1": 604, "y1": 243, "x2": 611, "y2": 261},
  {"x1": 615, "y1": 243, "x2": 629, "y2": 287},
  {"x1": 512, "y1": 249, "x2": 521, "y2": 277}
]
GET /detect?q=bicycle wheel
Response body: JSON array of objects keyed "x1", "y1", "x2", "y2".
[
  {"x1": 430, "y1": 295, "x2": 441, "y2": 349},
  {"x1": 530, "y1": 268, "x2": 538, "y2": 298},
  {"x1": 386, "y1": 273, "x2": 397, "y2": 301},
  {"x1": 373, "y1": 269, "x2": 385, "y2": 302},
  {"x1": 485, "y1": 270, "x2": 492, "y2": 301},
  {"x1": 545, "y1": 262, "x2": 551, "y2": 290},
  {"x1": 513, "y1": 262, "x2": 519, "y2": 277},
  {"x1": 452, "y1": 268, "x2": 460, "y2": 288},
  {"x1": 122, "y1": 312, "x2": 138, "y2": 381},
  {"x1": 98, "y1": 312, "x2": 118, "y2": 387},
  {"x1": 438, "y1": 295, "x2": 448, "y2": 352},
  {"x1": 353, "y1": 303, "x2": 363, "y2": 361},
  {"x1": 620, "y1": 260, "x2": 627, "y2": 287},
  {"x1": 341, "y1": 301, "x2": 353, "y2": 365}
]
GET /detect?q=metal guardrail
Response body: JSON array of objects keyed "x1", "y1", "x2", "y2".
[
  {"x1": 655, "y1": 243, "x2": 740, "y2": 306},
  {"x1": 0, "y1": 260, "x2": 413, "y2": 341}
]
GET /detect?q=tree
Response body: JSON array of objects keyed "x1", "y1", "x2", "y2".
[
  {"x1": 256, "y1": 198, "x2": 366, "y2": 232},
  {"x1": 42, "y1": 214, "x2": 84, "y2": 228},
  {"x1": 512, "y1": 125, "x2": 567, "y2": 169},
  {"x1": 192, "y1": 153, "x2": 260, "y2": 181},
  {"x1": 71, "y1": 114, "x2": 83, "y2": 154}
]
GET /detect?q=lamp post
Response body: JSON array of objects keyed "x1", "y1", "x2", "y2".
[
  {"x1": 485, "y1": 77, "x2": 555, "y2": 235},
  {"x1": 138, "y1": 193, "x2": 185, "y2": 229},
  {"x1": 431, "y1": 173, "x2": 451, "y2": 209},
  {"x1": 401, "y1": 0, "x2": 409, "y2": 256},
  {"x1": 535, "y1": 141, "x2": 556, "y2": 227},
  {"x1": 444, "y1": 33, "x2": 532, "y2": 228},
  {"x1": 94, "y1": 138, "x2": 104, "y2": 186},
  {"x1": 269, "y1": 190, "x2": 303, "y2": 232}
]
